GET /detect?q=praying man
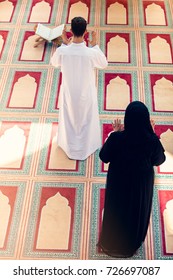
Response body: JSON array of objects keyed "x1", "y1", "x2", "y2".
[{"x1": 51, "y1": 16, "x2": 108, "y2": 160}]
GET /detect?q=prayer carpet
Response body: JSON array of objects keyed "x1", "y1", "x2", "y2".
[{"x1": 0, "y1": 0, "x2": 173, "y2": 260}]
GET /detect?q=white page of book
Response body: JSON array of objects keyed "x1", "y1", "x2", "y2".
[
  {"x1": 36, "y1": 24, "x2": 51, "y2": 40},
  {"x1": 50, "y1": 24, "x2": 64, "y2": 40}
]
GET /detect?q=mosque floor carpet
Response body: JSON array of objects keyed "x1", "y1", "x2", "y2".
[{"x1": 0, "y1": 0, "x2": 173, "y2": 260}]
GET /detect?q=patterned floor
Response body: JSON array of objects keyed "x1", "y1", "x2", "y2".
[{"x1": 0, "y1": 0, "x2": 173, "y2": 260}]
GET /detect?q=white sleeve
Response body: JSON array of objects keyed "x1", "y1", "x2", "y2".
[
  {"x1": 92, "y1": 45, "x2": 108, "y2": 69},
  {"x1": 50, "y1": 44, "x2": 67, "y2": 67},
  {"x1": 50, "y1": 48, "x2": 61, "y2": 67}
]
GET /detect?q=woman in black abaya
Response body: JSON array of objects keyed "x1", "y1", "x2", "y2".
[{"x1": 98, "y1": 101, "x2": 165, "y2": 258}]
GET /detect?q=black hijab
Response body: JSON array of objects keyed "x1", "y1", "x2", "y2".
[{"x1": 124, "y1": 101, "x2": 154, "y2": 140}]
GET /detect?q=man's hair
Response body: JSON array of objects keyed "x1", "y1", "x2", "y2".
[{"x1": 71, "y1": 17, "x2": 87, "y2": 37}]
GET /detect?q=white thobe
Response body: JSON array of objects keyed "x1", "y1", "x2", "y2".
[{"x1": 51, "y1": 42, "x2": 108, "y2": 160}]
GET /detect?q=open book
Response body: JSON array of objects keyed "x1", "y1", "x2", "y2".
[{"x1": 35, "y1": 23, "x2": 64, "y2": 41}]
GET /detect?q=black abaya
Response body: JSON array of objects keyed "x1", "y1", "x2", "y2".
[{"x1": 98, "y1": 102, "x2": 166, "y2": 258}]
